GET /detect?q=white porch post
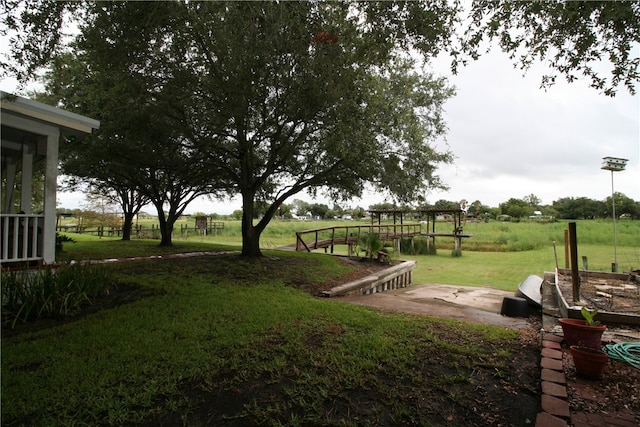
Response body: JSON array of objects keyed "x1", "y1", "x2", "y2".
[
  {"x1": 20, "y1": 142, "x2": 34, "y2": 214},
  {"x1": 42, "y1": 130, "x2": 60, "y2": 263},
  {"x1": 4, "y1": 161, "x2": 16, "y2": 213}
]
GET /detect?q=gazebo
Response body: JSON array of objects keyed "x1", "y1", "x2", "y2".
[{"x1": 1, "y1": 92, "x2": 100, "y2": 266}]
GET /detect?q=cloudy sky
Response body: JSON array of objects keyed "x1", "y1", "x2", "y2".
[
  {"x1": 2, "y1": 33, "x2": 638, "y2": 214},
  {"x1": 425, "y1": 49, "x2": 639, "y2": 209}
]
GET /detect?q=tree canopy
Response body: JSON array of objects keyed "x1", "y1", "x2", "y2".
[
  {"x1": 19, "y1": 1, "x2": 459, "y2": 255},
  {"x1": 458, "y1": 1, "x2": 640, "y2": 96}
]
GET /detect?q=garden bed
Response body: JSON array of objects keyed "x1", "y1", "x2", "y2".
[{"x1": 554, "y1": 268, "x2": 640, "y2": 326}]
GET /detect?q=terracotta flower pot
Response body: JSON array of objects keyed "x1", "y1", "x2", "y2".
[
  {"x1": 570, "y1": 345, "x2": 608, "y2": 380},
  {"x1": 558, "y1": 318, "x2": 606, "y2": 349}
]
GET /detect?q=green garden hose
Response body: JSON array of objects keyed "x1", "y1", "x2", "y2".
[{"x1": 603, "y1": 342, "x2": 640, "y2": 370}]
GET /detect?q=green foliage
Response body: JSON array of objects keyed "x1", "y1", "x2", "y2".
[
  {"x1": 1, "y1": 262, "x2": 114, "y2": 327},
  {"x1": 356, "y1": 233, "x2": 384, "y2": 261},
  {"x1": 55, "y1": 232, "x2": 76, "y2": 253},
  {"x1": 460, "y1": 1, "x2": 640, "y2": 96},
  {"x1": 580, "y1": 307, "x2": 601, "y2": 326},
  {"x1": 553, "y1": 197, "x2": 606, "y2": 219},
  {"x1": 499, "y1": 198, "x2": 531, "y2": 219}
]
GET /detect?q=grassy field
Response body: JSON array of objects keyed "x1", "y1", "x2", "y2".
[
  {"x1": 59, "y1": 218, "x2": 639, "y2": 291},
  {"x1": 2, "y1": 250, "x2": 541, "y2": 426}
]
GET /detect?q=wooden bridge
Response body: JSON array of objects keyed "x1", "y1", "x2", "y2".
[
  {"x1": 295, "y1": 208, "x2": 473, "y2": 254},
  {"x1": 295, "y1": 224, "x2": 472, "y2": 254},
  {"x1": 295, "y1": 224, "x2": 425, "y2": 253}
]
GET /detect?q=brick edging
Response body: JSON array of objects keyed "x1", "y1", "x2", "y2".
[{"x1": 536, "y1": 332, "x2": 570, "y2": 427}]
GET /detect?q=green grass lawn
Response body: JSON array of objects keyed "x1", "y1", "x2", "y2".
[
  {"x1": 4, "y1": 219, "x2": 637, "y2": 425},
  {"x1": 2, "y1": 250, "x2": 540, "y2": 426}
]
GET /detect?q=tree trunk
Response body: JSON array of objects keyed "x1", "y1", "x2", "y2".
[
  {"x1": 158, "y1": 216, "x2": 174, "y2": 246},
  {"x1": 240, "y1": 191, "x2": 263, "y2": 257},
  {"x1": 121, "y1": 212, "x2": 135, "y2": 241},
  {"x1": 241, "y1": 211, "x2": 262, "y2": 257},
  {"x1": 155, "y1": 205, "x2": 174, "y2": 246}
]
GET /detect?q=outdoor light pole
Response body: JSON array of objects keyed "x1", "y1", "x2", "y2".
[{"x1": 600, "y1": 157, "x2": 628, "y2": 272}]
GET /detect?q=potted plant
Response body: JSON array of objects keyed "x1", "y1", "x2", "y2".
[
  {"x1": 558, "y1": 307, "x2": 606, "y2": 349},
  {"x1": 570, "y1": 345, "x2": 608, "y2": 380}
]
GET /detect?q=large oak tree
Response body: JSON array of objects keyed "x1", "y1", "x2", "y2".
[{"x1": 16, "y1": 1, "x2": 458, "y2": 255}]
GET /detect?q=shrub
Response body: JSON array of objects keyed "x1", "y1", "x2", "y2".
[
  {"x1": 55, "y1": 232, "x2": 76, "y2": 253},
  {"x1": 1, "y1": 262, "x2": 114, "y2": 328},
  {"x1": 400, "y1": 237, "x2": 436, "y2": 255},
  {"x1": 355, "y1": 233, "x2": 384, "y2": 261}
]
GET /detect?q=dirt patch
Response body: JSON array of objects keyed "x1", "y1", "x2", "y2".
[
  {"x1": 564, "y1": 345, "x2": 640, "y2": 418},
  {"x1": 556, "y1": 272, "x2": 640, "y2": 314}
]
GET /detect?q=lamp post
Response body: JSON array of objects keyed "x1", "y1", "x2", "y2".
[{"x1": 600, "y1": 157, "x2": 628, "y2": 272}]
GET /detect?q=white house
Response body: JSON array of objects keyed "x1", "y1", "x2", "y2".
[{"x1": 1, "y1": 92, "x2": 100, "y2": 266}]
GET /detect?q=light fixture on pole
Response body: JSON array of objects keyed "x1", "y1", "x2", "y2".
[{"x1": 600, "y1": 157, "x2": 628, "y2": 272}]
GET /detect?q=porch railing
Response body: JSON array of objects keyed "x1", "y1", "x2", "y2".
[{"x1": 0, "y1": 214, "x2": 44, "y2": 264}]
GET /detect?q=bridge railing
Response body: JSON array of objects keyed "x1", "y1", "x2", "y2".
[{"x1": 295, "y1": 223, "x2": 424, "y2": 252}]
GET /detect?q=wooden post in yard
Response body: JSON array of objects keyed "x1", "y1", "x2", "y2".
[
  {"x1": 564, "y1": 229, "x2": 570, "y2": 268},
  {"x1": 568, "y1": 222, "x2": 580, "y2": 303}
]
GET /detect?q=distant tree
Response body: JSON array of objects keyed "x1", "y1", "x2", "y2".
[
  {"x1": 605, "y1": 192, "x2": 637, "y2": 219},
  {"x1": 351, "y1": 206, "x2": 366, "y2": 220},
  {"x1": 291, "y1": 200, "x2": 311, "y2": 217},
  {"x1": 632, "y1": 201, "x2": 640, "y2": 220},
  {"x1": 432, "y1": 199, "x2": 459, "y2": 211},
  {"x1": 369, "y1": 202, "x2": 398, "y2": 211},
  {"x1": 552, "y1": 197, "x2": 605, "y2": 219},
  {"x1": 468, "y1": 200, "x2": 493, "y2": 220},
  {"x1": 276, "y1": 203, "x2": 292, "y2": 219},
  {"x1": 231, "y1": 210, "x2": 243, "y2": 221},
  {"x1": 308, "y1": 203, "x2": 330, "y2": 219},
  {"x1": 542, "y1": 205, "x2": 558, "y2": 220},
  {"x1": 488, "y1": 207, "x2": 501, "y2": 220},
  {"x1": 331, "y1": 203, "x2": 344, "y2": 217},
  {"x1": 499, "y1": 198, "x2": 530, "y2": 219},
  {"x1": 523, "y1": 194, "x2": 541, "y2": 208}
]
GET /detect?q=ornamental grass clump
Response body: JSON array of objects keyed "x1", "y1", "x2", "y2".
[{"x1": 1, "y1": 262, "x2": 114, "y2": 328}]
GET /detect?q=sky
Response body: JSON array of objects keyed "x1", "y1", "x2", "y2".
[{"x1": 2, "y1": 30, "x2": 638, "y2": 215}]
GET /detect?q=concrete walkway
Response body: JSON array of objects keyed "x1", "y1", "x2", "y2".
[{"x1": 340, "y1": 283, "x2": 531, "y2": 329}]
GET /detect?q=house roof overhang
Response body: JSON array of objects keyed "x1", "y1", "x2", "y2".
[
  {"x1": 1, "y1": 91, "x2": 100, "y2": 137},
  {"x1": 1, "y1": 91, "x2": 101, "y2": 168}
]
